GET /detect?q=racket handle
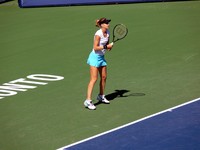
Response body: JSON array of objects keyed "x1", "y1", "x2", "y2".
[{"x1": 110, "y1": 42, "x2": 114, "y2": 46}]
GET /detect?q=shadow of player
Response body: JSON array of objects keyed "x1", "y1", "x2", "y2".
[{"x1": 94, "y1": 89, "x2": 145, "y2": 106}]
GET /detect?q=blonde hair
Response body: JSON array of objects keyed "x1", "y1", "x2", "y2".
[
  {"x1": 95, "y1": 19, "x2": 100, "y2": 27},
  {"x1": 95, "y1": 17, "x2": 108, "y2": 27}
]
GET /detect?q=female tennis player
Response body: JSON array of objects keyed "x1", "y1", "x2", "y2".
[{"x1": 84, "y1": 17, "x2": 114, "y2": 110}]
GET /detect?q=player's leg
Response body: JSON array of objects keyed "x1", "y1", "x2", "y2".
[
  {"x1": 87, "y1": 66, "x2": 98, "y2": 100},
  {"x1": 84, "y1": 66, "x2": 98, "y2": 110},
  {"x1": 99, "y1": 66, "x2": 107, "y2": 95},
  {"x1": 97, "y1": 66, "x2": 110, "y2": 103}
]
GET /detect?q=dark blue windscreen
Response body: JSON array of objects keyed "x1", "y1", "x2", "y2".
[{"x1": 18, "y1": 0, "x2": 163, "y2": 8}]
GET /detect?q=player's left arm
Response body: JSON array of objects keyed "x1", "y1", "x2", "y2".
[{"x1": 106, "y1": 39, "x2": 113, "y2": 51}]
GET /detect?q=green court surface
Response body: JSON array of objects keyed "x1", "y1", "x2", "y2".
[{"x1": 0, "y1": 1, "x2": 200, "y2": 150}]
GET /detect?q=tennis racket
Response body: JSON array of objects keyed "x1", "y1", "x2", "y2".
[{"x1": 112, "y1": 24, "x2": 128, "y2": 43}]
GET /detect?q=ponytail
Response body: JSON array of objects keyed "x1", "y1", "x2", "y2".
[{"x1": 95, "y1": 19, "x2": 100, "y2": 27}]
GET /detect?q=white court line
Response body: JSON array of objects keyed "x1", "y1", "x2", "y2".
[{"x1": 57, "y1": 97, "x2": 200, "y2": 150}]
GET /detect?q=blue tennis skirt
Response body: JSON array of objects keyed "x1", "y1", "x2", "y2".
[{"x1": 87, "y1": 51, "x2": 107, "y2": 68}]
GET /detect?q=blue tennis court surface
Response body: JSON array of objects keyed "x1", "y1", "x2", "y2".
[{"x1": 58, "y1": 98, "x2": 200, "y2": 150}]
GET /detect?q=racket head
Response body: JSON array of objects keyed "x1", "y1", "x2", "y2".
[{"x1": 112, "y1": 24, "x2": 128, "y2": 42}]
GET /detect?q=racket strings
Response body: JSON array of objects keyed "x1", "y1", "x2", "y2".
[{"x1": 113, "y1": 24, "x2": 128, "y2": 42}]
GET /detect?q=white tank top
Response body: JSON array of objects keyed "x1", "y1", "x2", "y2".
[{"x1": 92, "y1": 29, "x2": 110, "y2": 55}]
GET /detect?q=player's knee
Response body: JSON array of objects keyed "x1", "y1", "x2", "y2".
[
  {"x1": 90, "y1": 77, "x2": 98, "y2": 83},
  {"x1": 101, "y1": 75, "x2": 107, "y2": 81}
]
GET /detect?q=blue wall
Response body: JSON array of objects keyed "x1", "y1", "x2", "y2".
[
  {"x1": 18, "y1": 0, "x2": 163, "y2": 8},
  {"x1": 0, "y1": 0, "x2": 10, "y2": 3}
]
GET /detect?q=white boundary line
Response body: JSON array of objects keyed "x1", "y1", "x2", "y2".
[{"x1": 57, "y1": 97, "x2": 200, "y2": 150}]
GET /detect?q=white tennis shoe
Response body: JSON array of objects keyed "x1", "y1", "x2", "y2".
[
  {"x1": 97, "y1": 94, "x2": 110, "y2": 104},
  {"x1": 84, "y1": 100, "x2": 96, "y2": 110}
]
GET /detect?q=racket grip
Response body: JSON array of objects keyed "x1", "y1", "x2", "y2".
[{"x1": 110, "y1": 42, "x2": 114, "y2": 46}]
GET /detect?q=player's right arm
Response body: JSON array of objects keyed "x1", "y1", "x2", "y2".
[{"x1": 93, "y1": 35, "x2": 104, "y2": 50}]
